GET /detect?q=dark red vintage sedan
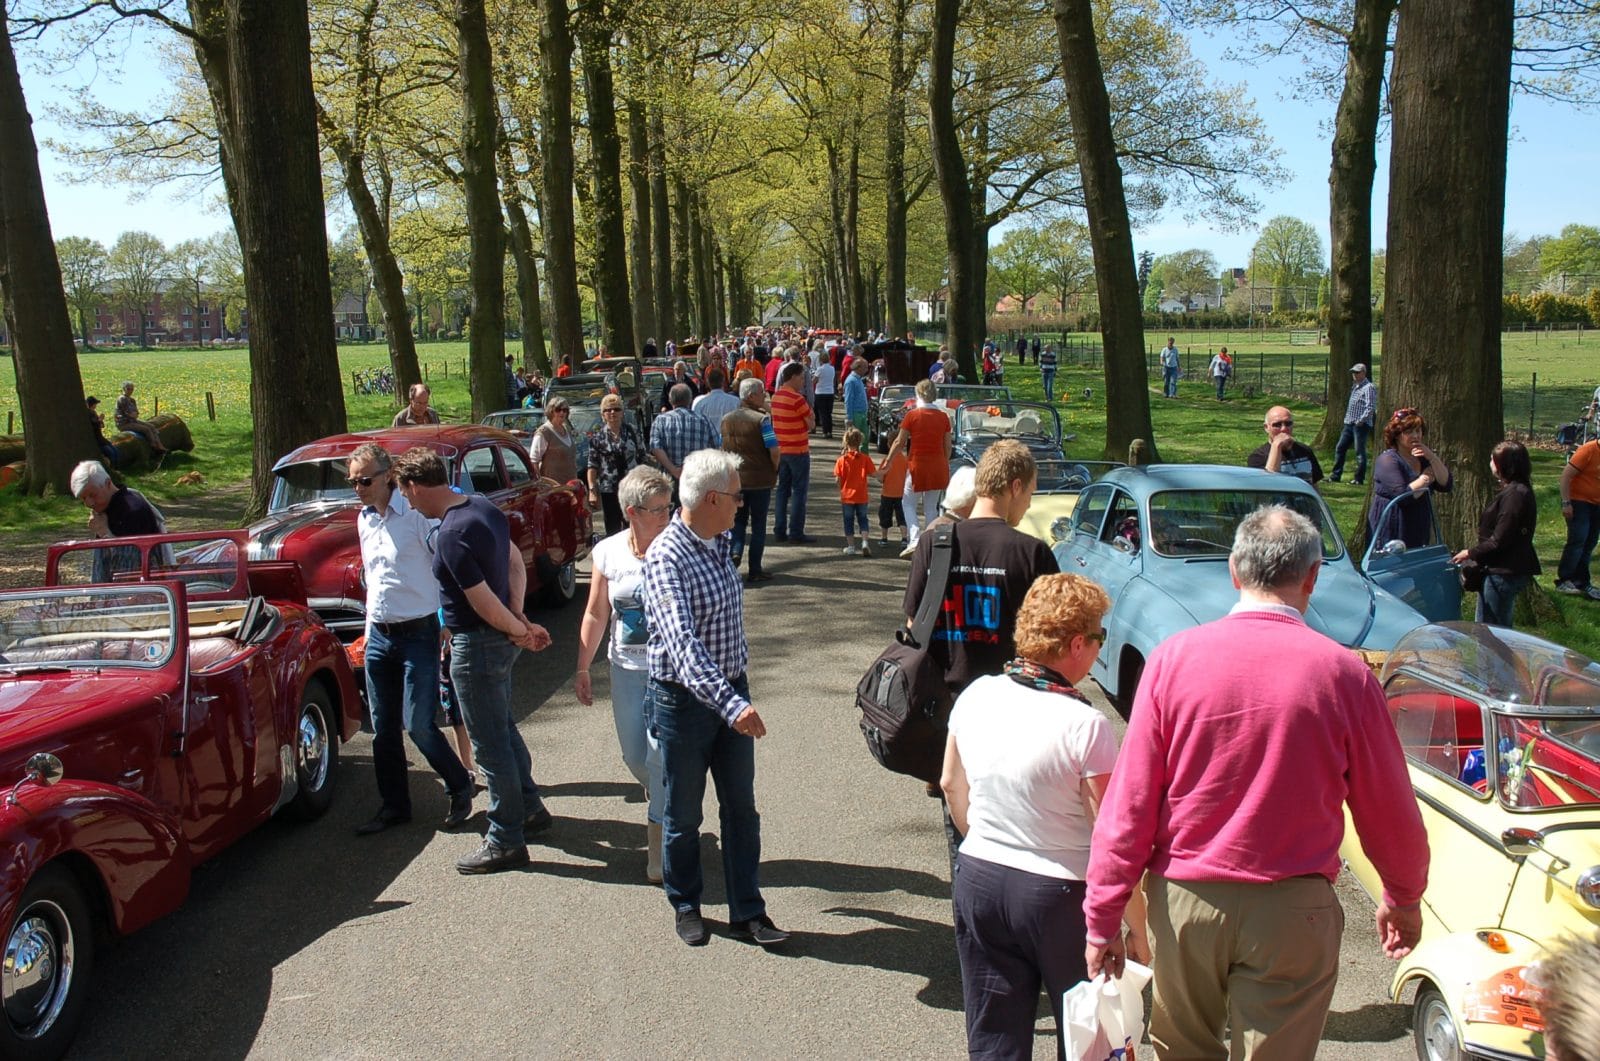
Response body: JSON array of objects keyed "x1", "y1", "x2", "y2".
[
  {"x1": 0, "y1": 531, "x2": 362, "y2": 1059},
  {"x1": 248, "y1": 425, "x2": 594, "y2": 639}
]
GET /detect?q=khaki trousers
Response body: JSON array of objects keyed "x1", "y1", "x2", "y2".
[{"x1": 1147, "y1": 875, "x2": 1343, "y2": 1060}]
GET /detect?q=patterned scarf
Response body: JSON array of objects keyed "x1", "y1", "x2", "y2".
[{"x1": 1004, "y1": 658, "x2": 1091, "y2": 706}]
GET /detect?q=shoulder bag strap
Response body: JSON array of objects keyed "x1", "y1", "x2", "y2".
[{"x1": 908, "y1": 523, "x2": 956, "y2": 646}]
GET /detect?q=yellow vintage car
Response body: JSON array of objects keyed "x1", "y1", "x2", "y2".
[
  {"x1": 1016, "y1": 459, "x2": 1123, "y2": 545},
  {"x1": 1341, "y1": 622, "x2": 1600, "y2": 1061}
]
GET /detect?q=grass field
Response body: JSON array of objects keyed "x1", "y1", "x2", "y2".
[{"x1": 3, "y1": 334, "x2": 1598, "y2": 658}]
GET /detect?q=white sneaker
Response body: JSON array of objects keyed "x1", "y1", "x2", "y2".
[
  {"x1": 1585, "y1": 586, "x2": 1600, "y2": 602},
  {"x1": 899, "y1": 542, "x2": 918, "y2": 559},
  {"x1": 1557, "y1": 580, "x2": 1584, "y2": 595},
  {"x1": 859, "y1": 540, "x2": 871, "y2": 557},
  {"x1": 842, "y1": 545, "x2": 857, "y2": 556}
]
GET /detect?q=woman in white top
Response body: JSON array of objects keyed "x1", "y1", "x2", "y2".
[
  {"x1": 812, "y1": 356, "x2": 837, "y2": 440},
  {"x1": 941, "y1": 574, "x2": 1149, "y2": 1059},
  {"x1": 575, "y1": 465, "x2": 673, "y2": 882}
]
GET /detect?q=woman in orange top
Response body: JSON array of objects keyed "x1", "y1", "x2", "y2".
[
  {"x1": 883, "y1": 378, "x2": 953, "y2": 556},
  {"x1": 833, "y1": 427, "x2": 877, "y2": 555}
]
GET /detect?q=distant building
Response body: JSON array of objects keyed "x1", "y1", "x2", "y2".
[
  {"x1": 760, "y1": 297, "x2": 808, "y2": 328},
  {"x1": 911, "y1": 288, "x2": 948, "y2": 324}
]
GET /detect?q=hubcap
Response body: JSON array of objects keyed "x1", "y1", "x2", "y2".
[
  {"x1": 3, "y1": 901, "x2": 73, "y2": 1039},
  {"x1": 1421, "y1": 997, "x2": 1459, "y2": 1061},
  {"x1": 298, "y1": 703, "x2": 330, "y2": 790},
  {"x1": 558, "y1": 563, "x2": 576, "y2": 597}
]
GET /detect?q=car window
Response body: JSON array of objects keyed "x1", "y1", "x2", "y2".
[
  {"x1": 1387, "y1": 673, "x2": 1488, "y2": 793},
  {"x1": 501, "y1": 445, "x2": 533, "y2": 488},
  {"x1": 462, "y1": 447, "x2": 503, "y2": 494},
  {"x1": 1102, "y1": 491, "x2": 1141, "y2": 551},
  {"x1": 1493, "y1": 713, "x2": 1600, "y2": 809},
  {"x1": 270, "y1": 459, "x2": 353, "y2": 510},
  {"x1": 1073, "y1": 485, "x2": 1112, "y2": 539},
  {"x1": 1148, "y1": 490, "x2": 1342, "y2": 559}
]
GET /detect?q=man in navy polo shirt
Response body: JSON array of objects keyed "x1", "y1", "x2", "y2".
[{"x1": 393, "y1": 447, "x2": 553, "y2": 875}]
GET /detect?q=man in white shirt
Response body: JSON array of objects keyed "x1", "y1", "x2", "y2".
[
  {"x1": 692, "y1": 365, "x2": 741, "y2": 429},
  {"x1": 349, "y1": 442, "x2": 474, "y2": 835}
]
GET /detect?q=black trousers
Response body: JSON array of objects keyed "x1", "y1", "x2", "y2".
[
  {"x1": 815, "y1": 393, "x2": 835, "y2": 438},
  {"x1": 599, "y1": 491, "x2": 626, "y2": 537}
]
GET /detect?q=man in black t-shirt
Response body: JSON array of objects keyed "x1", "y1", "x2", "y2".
[
  {"x1": 903, "y1": 441, "x2": 1059, "y2": 693},
  {"x1": 70, "y1": 460, "x2": 162, "y2": 539},
  {"x1": 393, "y1": 447, "x2": 553, "y2": 876},
  {"x1": 1246, "y1": 405, "x2": 1324, "y2": 486}
]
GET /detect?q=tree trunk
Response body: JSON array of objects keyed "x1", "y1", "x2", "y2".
[
  {"x1": 670, "y1": 176, "x2": 694, "y2": 337},
  {"x1": 0, "y1": 7, "x2": 98, "y2": 495},
  {"x1": 846, "y1": 135, "x2": 867, "y2": 334},
  {"x1": 649, "y1": 107, "x2": 674, "y2": 343},
  {"x1": 928, "y1": 0, "x2": 981, "y2": 373},
  {"x1": 337, "y1": 148, "x2": 422, "y2": 398},
  {"x1": 689, "y1": 190, "x2": 714, "y2": 338},
  {"x1": 503, "y1": 192, "x2": 551, "y2": 376},
  {"x1": 536, "y1": 0, "x2": 582, "y2": 369},
  {"x1": 1383, "y1": 0, "x2": 1511, "y2": 545},
  {"x1": 713, "y1": 240, "x2": 726, "y2": 330},
  {"x1": 186, "y1": 0, "x2": 348, "y2": 519},
  {"x1": 1317, "y1": 0, "x2": 1396, "y2": 451},
  {"x1": 883, "y1": 0, "x2": 910, "y2": 339},
  {"x1": 455, "y1": 0, "x2": 505, "y2": 419},
  {"x1": 577, "y1": 18, "x2": 635, "y2": 358},
  {"x1": 1052, "y1": 0, "x2": 1157, "y2": 461},
  {"x1": 625, "y1": 97, "x2": 656, "y2": 348}
]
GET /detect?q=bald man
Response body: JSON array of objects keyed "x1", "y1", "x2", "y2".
[{"x1": 1246, "y1": 406, "x2": 1324, "y2": 486}]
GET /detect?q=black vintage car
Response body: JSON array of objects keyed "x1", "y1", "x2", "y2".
[
  {"x1": 873, "y1": 384, "x2": 1013, "y2": 454},
  {"x1": 950, "y1": 399, "x2": 1068, "y2": 467}
]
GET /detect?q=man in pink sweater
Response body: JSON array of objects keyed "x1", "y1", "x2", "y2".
[{"x1": 1083, "y1": 504, "x2": 1428, "y2": 1059}]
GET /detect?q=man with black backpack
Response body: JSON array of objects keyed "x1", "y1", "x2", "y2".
[{"x1": 901, "y1": 441, "x2": 1058, "y2": 865}]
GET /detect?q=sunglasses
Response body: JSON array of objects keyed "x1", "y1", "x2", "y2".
[
  {"x1": 347, "y1": 474, "x2": 383, "y2": 487},
  {"x1": 1085, "y1": 628, "x2": 1107, "y2": 644}
]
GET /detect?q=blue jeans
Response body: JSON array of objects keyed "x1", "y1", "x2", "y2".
[
  {"x1": 1162, "y1": 365, "x2": 1178, "y2": 397},
  {"x1": 1331, "y1": 422, "x2": 1372, "y2": 482},
  {"x1": 1558, "y1": 500, "x2": 1600, "y2": 588},
  {"x1": 842, "y1": 502, "x2": 869, "y2": 536},
  {"x1": 648, "y1": 673, "x2": 765, "y2": 920},
  {"x1": 367, "y1": 616, "x2": 470, "y2": 815},
  {"x1": 731, "y1": 487, "x2": 772, "y2": 573},
  {"x1": 1477, "y1": 574, "x2": 1530, "y2": 628},
  {"x1": 774, "y1": 453, "x2": 810, "y2": 538},
  {"x1": 450, "y1": 628, "x2": 545, "y2": 848},
  {"x1": 1214, "y1": 374, "x2": 1228, "y2": 399},
  {"x1": 1041, "y1": 367, "x2": 1057, "y2": 401},
  {"x1": 609, "y1": 662, "x2": 664, "y2": 823}
]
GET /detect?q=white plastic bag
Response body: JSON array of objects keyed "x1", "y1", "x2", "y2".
[{"x1": 1063, "y1": 961, "x2": 1153, "y2": 1061}]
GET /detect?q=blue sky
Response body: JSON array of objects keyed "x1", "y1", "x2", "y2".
[{"x1": 17, "y1": 21, "x2": 1600, "y2": 272}]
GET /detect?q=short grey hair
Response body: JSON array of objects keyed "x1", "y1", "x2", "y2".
[
  {"x1": 1231, "y1": 504, "x2": 1322, "y2": 589},
  {"x1": 70, "y1": 460, "x2": 111, "y2": 497},
  {"x1": 668, "y1": 383, "x2": 694, "y2": 409},
  {"x1": 121, "y1": 380, "x2": 135, "y2": 391},
  {"x1": 738, "y1": 377, "x2": 766, "y2": 402},
  {"x1": 544, "y1": 394, "x2": 570, "y2": 415},
  {"x1": 348, "y1": 442, "x2": 391, "y2": 471},
  {"x1": 679, "y1": 449, "x2": 741, "y2": 509},
  {"x1": 618, "y1": 465, "x2": 672, "y2": 511}
]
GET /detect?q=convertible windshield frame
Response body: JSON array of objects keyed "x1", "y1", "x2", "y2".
[{"x1": 0, "y1": 584, "x2": 180, "y2": 671}]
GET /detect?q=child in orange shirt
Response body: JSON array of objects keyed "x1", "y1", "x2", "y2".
[
  {"x1": 874, "y1": 445, "x2": 909, "y2": 549},
  {"x1": 833, "y1": 427, "x2": 877, "y2": 556}
]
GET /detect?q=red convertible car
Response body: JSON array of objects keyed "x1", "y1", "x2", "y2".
[
  {"x1": 0, "y1": 531, "x2": 362, "y2": 1058},
  {"x1": 248, "y1": 425, "x2": 594, "y2": 640}
]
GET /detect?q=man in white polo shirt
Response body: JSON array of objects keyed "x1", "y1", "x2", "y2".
[{"x1": 349, "y1": 442, "x2": 474, "y2": 835}]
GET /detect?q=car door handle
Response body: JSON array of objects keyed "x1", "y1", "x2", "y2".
[{"x1": 1074, "y1": 556, "x2": 1087, "y2": 568}]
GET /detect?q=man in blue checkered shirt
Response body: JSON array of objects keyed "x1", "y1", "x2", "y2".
[
  {"x1": 643, "y1": 449, "x2": 787, "y2": 948},
  {"x1": 649, "y1": 383, "x2": 722, "y2": 486}
]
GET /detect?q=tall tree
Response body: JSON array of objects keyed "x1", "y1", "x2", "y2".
[
  {"x1": 927, "y1": 0, "x2": 981, "y2": 374},
  {"x1": 1159, "y1": 248, "x2": 1221, "y2": 308},
  {"x1": 577, "y1": 11, "x2": 636, "y2": 357},
  {"x1": 625, "y1": 97, "x2": 657, "y2": 346},
  {"x1": 1250, "y1": 215, "x2": 1324, "y2": 308},
  {"x1": 170, "y1": 236, "x2": 216, "y2": 335},
  {"x1": 1383, "y1": 0, "x2": 1513, "y2": 545},
  {"x1": 990, "y1": 227, "x2": 1049, "y2": 314},
  {"x1": 1317, "y1": 0, "x2": 1396, "y2": 450},
  {"x1": 107, "y1": 231, "x2": 168, "y2": 347},
  {"x1": 649, "y1": 107, "x2": 675, "y2": 342},
  {"x1": 455, "y1": 0, "x2": 506, "y2": 417},
  {"x1": 536, "y1": 0, "x2": 583, "y2": 367},
  {"x1": 1040, "y1": 217, "x2": 1095, "y2": 315},
  {"x1": 498, "y1": 139, "x2": 552, "y2": 376},
  {"x1": 0, "y1": 6, "x2": 98, "y2": 494},
  {"x1": 882, "y1": 0, "x2": 911, "y2": 338},
  {"x1": 56, "y1": 235, "x2": 108, "y2": 346},
  {"x1": 1052, "y1": 0, "x2": 1156, "y2": 461}
]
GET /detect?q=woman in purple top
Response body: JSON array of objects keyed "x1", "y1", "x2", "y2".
[{"x1": 1367, "y1": 407, "x2": 1452, "y2": 548}]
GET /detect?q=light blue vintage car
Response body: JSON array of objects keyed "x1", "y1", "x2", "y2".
[{"x1": 1054, "y1": 465, "x2": 1448, "y2": 715}]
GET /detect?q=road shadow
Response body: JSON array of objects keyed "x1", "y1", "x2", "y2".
[
  {"x1": 70, "y1": 758, "x2": 438, "y2": 1060},
  {"x1": 1321, "y1": 1001, "x2": 1409, "y2": 1043},
  {"x1": 761, "y1": 857, "x2": 949, "y2": 901},
  {"x1": 773, "y1": 906, "x2": 963, "y2": 1011}
]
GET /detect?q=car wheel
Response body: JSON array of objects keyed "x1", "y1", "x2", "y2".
[
  {"x1": 287, "y1": 683, "x2": 338, "y2": 821},
  {"x1": 1413, "y1": 984, "x2": 1467, "y2": 1061},
  {"x1": 537, "y1": 560, "x2": 578, "y2": 608},
  {"x1": 1112, "y1": 654, "x2": 1144, "y2": 721},
  {"x1": 0, "y1": 865, "x2": 95, "y2": 1061}
]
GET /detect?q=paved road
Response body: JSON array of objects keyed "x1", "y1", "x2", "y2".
[{"x1": 67, "y1": 439, "x2": 1414, "y2": 1059}]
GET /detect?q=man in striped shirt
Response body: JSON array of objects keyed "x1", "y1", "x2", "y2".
[
  {"x1": 644, "y1": 450, "x2": 787, "y2": 948},
  {"x1": 770, "y1": 361, "x2": 816, "y2": 544}
]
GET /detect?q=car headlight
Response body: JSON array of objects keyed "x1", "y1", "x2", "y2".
[
  {"x1": 1051, "y1": 516, "x2": 1073, "y2": 544},
  {"x1": 1577, "y1": 866, "x2": 1600, "y2": 909}
]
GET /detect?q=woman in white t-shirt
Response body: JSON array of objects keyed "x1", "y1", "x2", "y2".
[
  {"x1": 940, "y1": 574, "x2": 1150, "y2": 1058},
  {"x1": 812, "y1": 358, "x2": 837, "y2": 440},
  {"x1": 575, "y1": 465, "x2": 674, "y2": 882}
]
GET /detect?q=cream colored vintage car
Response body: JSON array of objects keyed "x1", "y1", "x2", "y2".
[
  {"x1": 1341, "y1": 622, "x2": 1600, "y2": 1061},
  {"x1": 1015, "y1": 459, "x2": 1122, "y2": 544}
]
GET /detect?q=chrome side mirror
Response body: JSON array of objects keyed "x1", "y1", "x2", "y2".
[
  {"x1": 6, "y1": 753, "x2": 64, "y2": 807},
  {"x1": 1501, "y1": 826, "x2": 1544, "y2": 856},
  {"x1": 1050, "y1": 516, "x2": 1074, "y2": 545},
  {"x1": 1376, "y1": 540, "x2": 1408, "y2": 558}
]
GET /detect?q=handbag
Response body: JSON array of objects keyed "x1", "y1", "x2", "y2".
[
  {"x1": 1459, "y1": 558, "x2": 1486, "y2": 593},
  {"x1": 854, "y1": 524, "x2": 956, "y2": 783}
]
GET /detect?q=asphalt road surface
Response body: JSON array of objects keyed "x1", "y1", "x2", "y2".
[{"x1": 67, "y1": 440, "x2": 1415, "y2": 1059}]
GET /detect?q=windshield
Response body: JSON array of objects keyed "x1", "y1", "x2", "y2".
[
  {"x1": 484, "y1": 411, "x2": 543, "y2": 433},
  {"x1": 0, "y1": 586, "x2": 178, "y2": 670},
  {"x1": 1147, "y1": 489, "x2": 1343, "y2": 559},
  {"x1": 1035, "y1": 460, "x2": 1123, "y2": 494},
  {"x1": 880, "y1": 386, "x2": 916, "y2": 405},
  {"x1": 1494, "y1": 712, "x2": 1600, "y2": 809},
  {"x1": 271, "y1": 459, "x2": 354, "y2": 511},
  {"x1": 955, "y1": 401, "x2": 1062, "y2": 443},
  {"x1": 939, "y1": 385, "x2": 1008, "y2": 401}
]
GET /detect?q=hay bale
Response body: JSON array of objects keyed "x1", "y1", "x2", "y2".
[
  {"x1": 152, "y1": 412, "x2": 194, "y2": 452},
  {"x1": 0, "y1": 412, "x2": 191, "y2": 471},
  {"x1": 0, "y1": 460, "x2": 22, "y2": 490}
]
